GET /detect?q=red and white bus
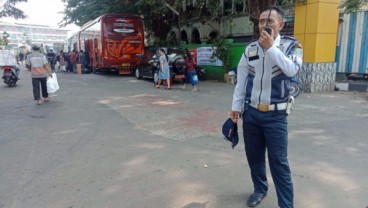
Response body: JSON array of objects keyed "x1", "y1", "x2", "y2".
[{"x1": 69, "y1": 14, "x2": 145, "y2": 74}]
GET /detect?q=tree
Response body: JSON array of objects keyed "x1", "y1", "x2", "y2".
[
  {"x1": 340, "y1": 0, "x2": 368, "y2": 12},
  {"x1": 0, "y1": 0, "x2": 27, "y2": 19},
  {"x1": 59, "y1": 0, "x2": 367, "y2": 38},
  {"x1": 60, "y1": 0, "x2": 135, "y2": 27},
  {"x1": 22, "y1": 32, "x2": 31, "y2": 45},
  {"x1": 60, "y1": 0, "x2": 171, "y2": 40},
  {"x1": 247, "y1": 0, "x2": 276, "y2": 38},
  {"x1": 0, "y1": 31, "x2": 10, "y2": 48}
]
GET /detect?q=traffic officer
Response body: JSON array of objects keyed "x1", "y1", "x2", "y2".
[{"x1": 230, "y1": 6, "x2": 303, "y2": 208}]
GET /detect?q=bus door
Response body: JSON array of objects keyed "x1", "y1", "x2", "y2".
[{"x1": 84, "y1": 39, "x2": 95, "y2": 72}]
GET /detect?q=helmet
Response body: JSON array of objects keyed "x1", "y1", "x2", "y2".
[{"x1": 32, "y1": 44, "x2": 40, "y2": 50}]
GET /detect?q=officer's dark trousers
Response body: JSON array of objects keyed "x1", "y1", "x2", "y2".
[
  {"x1": 32, "y1": 77, "x2": 48, "y2": 100},
  {"x1": 243, "y1": 106, "x2": 293, "y2": 208}
]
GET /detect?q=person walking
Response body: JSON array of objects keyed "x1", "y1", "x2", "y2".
[
  {"x1": 26, "y1": 44, "x2": 53, "y2": 105},
  {"x1": 230, "y1": 6, "x2": 303, "y2": 208},
  {"x1": 46, "y1": 49, "x2": 56, "y2": 71},
  {"x1": 78, "y1": 50, "x2": 86, "y2": 71},
  {"x1": 69, "y1": 50, "x2": 77, "y2": 73},
  {"x1": 182, "y1": 51, "x2": 198, "y2": 92},
  {"x1": 155, "y1": 48, "x2": 171, "y2": 90},
  {"x1": 18, "y1": 48, "x2": 25, "y2": 64}
]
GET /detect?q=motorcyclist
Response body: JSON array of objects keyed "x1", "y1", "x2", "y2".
[{"x1": 0, "y1": 49, "x2": 21, "y2": 80}]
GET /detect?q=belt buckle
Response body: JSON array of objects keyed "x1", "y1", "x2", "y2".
[{"x1": 257, "y1": 104, "x2": 269, "y2": 112}]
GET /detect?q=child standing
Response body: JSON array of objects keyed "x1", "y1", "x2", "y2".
[{"x1": 182, "y1": 52, "x2": 197, "y2": 92}]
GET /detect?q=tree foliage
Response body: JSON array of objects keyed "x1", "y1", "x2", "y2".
[
  {"x1": 60, "y1": 0, "x2": 367, "y2": 35},
  {"x1": 0, "y1": 0, "x2": 27, "y2": 19},
  {"x1": 340, "y1": 0, "x2": 368, "y2": 12},
  {"x1": 0, "y1": 32, "x2": 10, "y2": 48},
  {"x1": 134, "y1": 0, "x2": 168, "y2": 19},
  {"x1": 60, "y1": 0, "x2": 135, "y2": 27},
  {"x1": 60, "y1": 0, "x2": 177, "y2": 28}
]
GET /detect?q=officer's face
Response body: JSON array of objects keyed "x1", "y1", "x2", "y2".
[{"x1": 258, "y1": 10, "x2": 285, "y2": 38}]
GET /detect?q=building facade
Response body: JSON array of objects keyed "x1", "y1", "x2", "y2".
[
  {"x1": 0, "y1": 21, "x2": 68, "y2": 51},
  {"x1": 336, "y1": 9, "x2": 368, "y2": 74},
  {"x1": 166, "y1": 0, "x2": 295, "y2": 44}
]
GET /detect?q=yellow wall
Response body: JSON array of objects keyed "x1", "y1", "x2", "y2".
[{"x1": 294, "y1": 0, "x2": 340, "y2": 62}]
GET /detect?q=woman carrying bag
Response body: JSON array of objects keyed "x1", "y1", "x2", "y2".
[{"x1": 155, "y1": 49, "x2": 171, "y2": 90}]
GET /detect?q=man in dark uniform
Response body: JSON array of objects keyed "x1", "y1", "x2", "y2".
[
  {"x1": 46, "y1": 49, "x2": 56, "y2": 70},
  {"x1": 230, "y1": 6, "x2": 303, "y2": 208}
]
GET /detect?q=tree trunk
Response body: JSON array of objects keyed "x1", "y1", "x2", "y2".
[{"x1": 247, "y1": 0, "x2": 276, "y2": 39}]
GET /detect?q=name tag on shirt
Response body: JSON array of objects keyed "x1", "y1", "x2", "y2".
[{"x1": 248, "y1": 46, "x2": 259, "y2": 61}]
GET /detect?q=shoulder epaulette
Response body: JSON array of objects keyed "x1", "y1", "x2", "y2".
[
  {"x1": 246, "y1": 39, "x2": 258, "y2": 47},
  {"x1": 243, "y1": 39, "x2": 258, "y2": 57},
  {"x1": 281, "y1": 35, "x2": 297, "y2": 41}
]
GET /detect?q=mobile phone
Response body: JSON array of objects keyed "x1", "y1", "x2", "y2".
[
  {"x1": 264, "y1": 26, "x2": 272, "y2": 35},
  {"x1": 263, "y1": 9, "x2": 272, "y2": 35}
]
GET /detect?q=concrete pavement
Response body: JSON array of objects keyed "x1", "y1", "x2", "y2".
[{"x1": 0, "y1": 66, "x2": 367, "y2": 208}]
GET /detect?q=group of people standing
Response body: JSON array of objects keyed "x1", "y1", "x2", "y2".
[
  {"x1": 154, "y1": 48, "x2": 198, "y2": 92},
  {"x1": 47, "y1": 49, "x2": 87, "y2": 73}
]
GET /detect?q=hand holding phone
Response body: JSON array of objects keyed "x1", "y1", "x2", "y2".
[{"x1": 264, "y1": 26, "x2": 272, "y2": 35}]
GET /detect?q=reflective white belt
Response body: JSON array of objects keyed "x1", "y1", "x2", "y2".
[{"x1": 250, "y1": 102, "x2": 288, "y2": 112}]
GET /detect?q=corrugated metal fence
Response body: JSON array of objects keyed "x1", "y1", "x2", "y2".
[{"x1": 336, "y1": 10, "x2": 368, "y2": 74}]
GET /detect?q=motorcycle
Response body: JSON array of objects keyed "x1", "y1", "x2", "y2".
[
  {"x1": 1, "y1": 65, "x2": 18, "y2": 87},
  {"x1": 195, "y1": 65, "x2": 206, "y2": 81},
  {"x1": 289, "y1": 77, "x2": 301, "y2": 98}
]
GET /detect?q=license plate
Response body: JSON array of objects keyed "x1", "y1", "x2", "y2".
[
  {"x1": 175, "y1": 75, "x2": 185, "y2": 79},
  {"x1": 121, "y1": 63, "x2": 130, "y2": 66}
]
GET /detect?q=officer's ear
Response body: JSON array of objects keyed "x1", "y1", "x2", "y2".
[{"x1": 278, "y1": 21, "x2": 285, "y2": 31}]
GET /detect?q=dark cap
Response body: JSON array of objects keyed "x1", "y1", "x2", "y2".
[
  {"x1": 222, "y1": 118, "x2": 239, "y2": 149},
  {"x1": 32, "y1": 44, "x2": 40, "y2": 50}
]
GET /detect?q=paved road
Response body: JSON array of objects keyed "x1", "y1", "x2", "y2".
[{"x1": 1, "y1": 66, "x2": 367, "y2": 208}]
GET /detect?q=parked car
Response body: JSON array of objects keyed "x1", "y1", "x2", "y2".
[{"x1": 135, "y1": 47, "x2": 186, "y2": 83}]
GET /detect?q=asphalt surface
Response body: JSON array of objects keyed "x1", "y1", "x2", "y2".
[{"x1": 1, "y1": 65, "x2": 368, "y2": 208}]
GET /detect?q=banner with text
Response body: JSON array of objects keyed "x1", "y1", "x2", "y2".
[{"x1": 196, "y1": 47, "x2": 223, "y2": 66}]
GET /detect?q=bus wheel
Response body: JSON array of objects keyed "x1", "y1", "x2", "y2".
[{"x1": 135, "y1": 67, "x2": 142, "y2": 79}]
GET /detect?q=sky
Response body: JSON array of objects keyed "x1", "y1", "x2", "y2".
[{"x1": 3, "y1": 0, "x2": 80, "y2": 35}]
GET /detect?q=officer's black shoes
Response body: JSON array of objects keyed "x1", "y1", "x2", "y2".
[{"x1": 247, "y1": 193, "x2": 266, "y2": 207}]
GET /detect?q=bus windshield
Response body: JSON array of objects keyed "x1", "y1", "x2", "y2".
[{"x1": 103, "y1": 17, "x2": 143, "y2": 39}]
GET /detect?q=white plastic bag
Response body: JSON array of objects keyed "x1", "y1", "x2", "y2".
[
  {"x1": 192, "y1": 74, "x2": 198, "y2": 85},
  {"x1": 54, "y1": 61, "x2": 60, "y2": 71},
  {"x1": 47, "y1": 73, "x2": 59, "y2": 93}
]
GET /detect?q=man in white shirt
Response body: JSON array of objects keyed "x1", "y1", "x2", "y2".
[{"x1": 230, "y1": 6, "x2": 303, "y2": 208}]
